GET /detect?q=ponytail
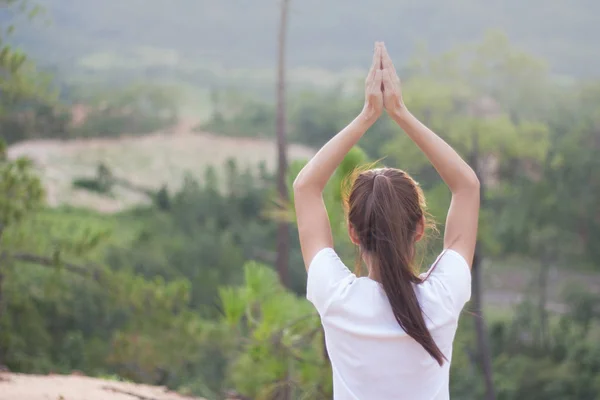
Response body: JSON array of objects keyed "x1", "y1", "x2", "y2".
[{"x1": 350, "y1": 170, "x2": 446, "y2": 366}]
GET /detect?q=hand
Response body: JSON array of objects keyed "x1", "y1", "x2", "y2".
[
  {"x1": 381, "y1": 43, "x2": 406, "y2": 118},
  {"x1": 362, "y1": 42, "x2": 384, "y2": 121}
]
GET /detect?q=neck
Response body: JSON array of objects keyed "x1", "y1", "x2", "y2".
[
  {"x1": 368, "y1": 269, "x2": 381, "y2": 282},
  {"x1": 363, "y1": 253, "x2": 381, "y2": 282},
  {"x1": 363, "y1": 250, "x2": 419, "y2": 284}
]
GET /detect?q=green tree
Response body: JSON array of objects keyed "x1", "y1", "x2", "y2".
[
  {"x1": 216, "y1": 261, "x2": 329, "y2": 399},
  {"x1": 72, "y1": 83, "x2": 180, "y2": 138},
  {"x1": 0, "y1": 0, "x2": 104, "y2": 369},
  {"x1": 0, "y1": 0, "x2": 61, "y2": 144},
  {"x1": 0, "y1": 141, "x2": 111, "y2": 369},
  {"x1": 493, "y1": 81, "x2": 600, "y2": 347}
]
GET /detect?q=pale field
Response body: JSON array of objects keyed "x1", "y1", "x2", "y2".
[{"x1": 7, "y1": 121, "x2": 314, "y2": 213}]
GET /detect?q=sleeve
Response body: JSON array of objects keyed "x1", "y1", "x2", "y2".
[
  {"x1": 306, "y1": 247, "x2": 355, "y2": 316},
  {"x1": 426, "y1": 249, "x2": 472, "y2": 313}
]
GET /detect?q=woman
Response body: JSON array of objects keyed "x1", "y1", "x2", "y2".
[{"x1": 293, "y1": 42, "x2": 480, "y2": 400}]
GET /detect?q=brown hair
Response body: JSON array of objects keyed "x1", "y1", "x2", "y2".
[{"x1": 344, "y1": 167, "x2": 446, "y2": 365}]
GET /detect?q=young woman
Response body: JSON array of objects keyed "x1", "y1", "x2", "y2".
[{"x1": 293, "y1": 42, "x2": 480, "y2": 399}]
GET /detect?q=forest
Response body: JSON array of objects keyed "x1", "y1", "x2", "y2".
[{"x1": 1, "y1": 0, "x2": 600, "y2": 399}]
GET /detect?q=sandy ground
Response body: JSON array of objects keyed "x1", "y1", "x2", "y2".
[{"x1": 0, "y1": 372, "x2": 204, "y2": 400}]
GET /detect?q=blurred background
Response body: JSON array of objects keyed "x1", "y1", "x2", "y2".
[{"x1": 1, "y1": 0, "x2": 599, "y2": 399}]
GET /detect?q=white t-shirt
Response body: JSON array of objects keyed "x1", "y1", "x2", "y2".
[{"x1": 306, "y1": 247, "x2": 471, "y2": 400}]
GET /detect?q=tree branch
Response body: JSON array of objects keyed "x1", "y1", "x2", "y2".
[
  {"x1": 101, "y1": 386, "x2": 160, "y2": 400},
  {"x1": 223, "y1": 390, "x2": 254, "y2": 400},
  {"x1": 0, "y1": 251, "x2": 102, "y2": 281}
]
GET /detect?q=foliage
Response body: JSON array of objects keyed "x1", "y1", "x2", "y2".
[
  {"x1": 0, "y1": 142, "x2": 44, "y2": 231},
  {"x1": 1, "y1": 2, "x2": 182, "y2": 144},
  {"x1": 0, "y1": 0, "x2": 59, "y2": 144},
  {"x1": 200, "y1": 89, "x2": 276, "y2": 138},
  {"x1": 71, "y1": 83, "x2": 180, "y2": 138},
  {"x1": 1, "y1": 81, "x2": 181, "y2": 145},
  {"x1": 488, "y1": 287, "x2": 600, "y2": 399},
  {"x1": 217, "y1": 262, "x2": 329, "y2": 399},
  {"x1": 0, "y1": 140, "x2": 110, "y2": 371},
  {"x1": 493, "y1": 82, "x2": 600, "y2": 266}
]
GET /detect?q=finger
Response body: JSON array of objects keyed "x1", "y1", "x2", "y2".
[
  {"x1": 368, "y1": 69, "x2": 382, "y2": 94},
  {"x1": 382, "y1": 68, "x2": 394, "y2": 91},
  {"x1": 381, "y1": 68, "x2": 390, "y2": 85},
  {"x1": 369, "y1": 42, "x2": 383, "y2": 79},
  {"x1": 381, "y1": 43, "x2": 397, "y2": 76}
]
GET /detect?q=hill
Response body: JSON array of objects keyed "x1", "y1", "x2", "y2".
[{"x1": 7, "y1": 0, "x2": 600, "y2": 78}]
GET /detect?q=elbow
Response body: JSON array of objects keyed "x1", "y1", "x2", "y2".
[
  {"x1": 293, "y1": 175, "x2": 321, "y2": 195},
  {"x1": 453, "y1": 171, "x2": 480, "y2": 194},
  {"x1": 467, "y1": 172, "x2": 480, "y2": 190},
  {"x1": 292, "y1": 176, "x2": 307, "y2": 193}
]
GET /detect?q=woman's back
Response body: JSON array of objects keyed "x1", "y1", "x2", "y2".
[{"x1": 308, "y1": 248, "x2": 471, "y2": 400}]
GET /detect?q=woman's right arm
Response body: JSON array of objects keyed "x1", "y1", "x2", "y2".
[{"x1": 380, "y1": 45, "x2": 480, "y2": 266}]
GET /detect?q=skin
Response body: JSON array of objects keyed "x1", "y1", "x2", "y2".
[{"x1": 293, "y1": 41, "x2": 480, "y2": 275}]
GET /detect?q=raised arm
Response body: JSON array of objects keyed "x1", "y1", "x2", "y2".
[
  {"x1": 293, "y1": 42, "x2": 384, "y2": 270},
  {"x1": 380, "y1": 44, "x2": 480, "y2": 266}
]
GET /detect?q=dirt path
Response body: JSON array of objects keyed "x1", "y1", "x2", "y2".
[{"x1": 0, "y1": 373, "x2": 204, "y2": 400}]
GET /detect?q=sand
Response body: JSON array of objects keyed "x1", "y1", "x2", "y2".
[{"x1": 0, "y1": 372, "x2": 205, "y2": 400}]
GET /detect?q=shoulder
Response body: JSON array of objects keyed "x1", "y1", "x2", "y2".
[
  {"x1": 306, "y1": 247, "x2": 356, "y2": 315},
  {"x1": 421, "y1": 249, "x2": 472, "y2": 313},
  {"x1": 424, "y1": 249, "x2": 471, "y2": 278}
]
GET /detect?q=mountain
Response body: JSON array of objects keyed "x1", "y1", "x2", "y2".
[{"x1": 6, "y1": 0, "x2": 600, "y2": 77}]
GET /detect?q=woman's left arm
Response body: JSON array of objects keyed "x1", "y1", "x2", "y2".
[{"x1": 293, "y1": 42, "x2": 384, "y2": 271}]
